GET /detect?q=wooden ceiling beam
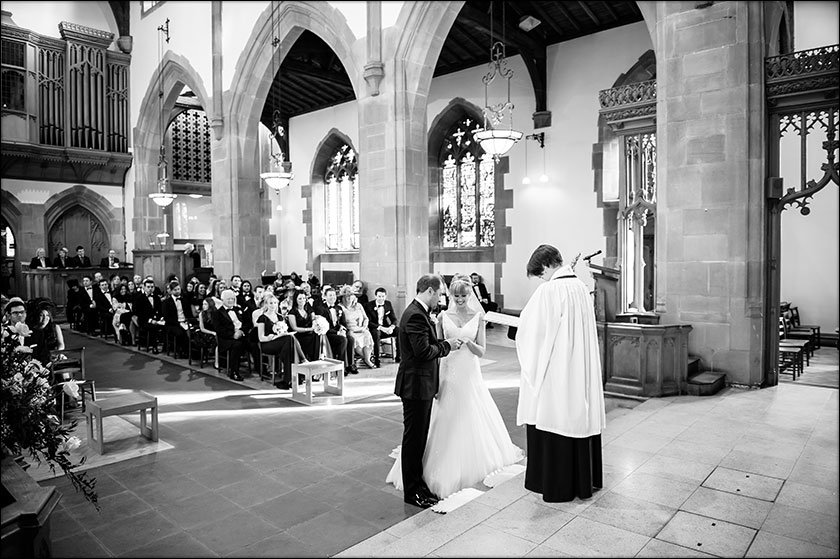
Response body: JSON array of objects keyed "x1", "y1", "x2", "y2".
[
  {"x1": 458, "y1": 4, "x2": 541, "y2": 53},
  {"x1": 456, "y1": 24, "x2": 491, "y2": 59},
  {"x1": 554, "y1": 2, "x2": 583, "y2": 33},
  {"x1": 284, "y1": 74, "x2": 334, "y2": 106},
  {"x1": 529, "y1": 2, "x2": 566, "y2": 39},
  {"x1": 577, "y1": 1, "x2": 601, "y2": 26},
  {"x1": 281, "y1": 60, "x2": 353, "y2": 91},
  {"x1": 601, "y1": 0, "x2": 619, "y2": 22}
]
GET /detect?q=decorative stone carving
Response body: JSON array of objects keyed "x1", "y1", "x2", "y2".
[
  {"x1": 598, "y1": 79, "x2": 657, "y2": 131},
  {"x1": 364, "y1": 62, "x2": 385, "y2": 97}
]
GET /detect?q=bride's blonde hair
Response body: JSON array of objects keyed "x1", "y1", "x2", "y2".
[{"x1": 449, "y1": 277, "x2": 473, "y2": 297}]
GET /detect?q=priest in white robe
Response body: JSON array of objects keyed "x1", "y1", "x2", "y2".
[{"x1": 515, "y1": 244, "x2": 606, "y2": 502}]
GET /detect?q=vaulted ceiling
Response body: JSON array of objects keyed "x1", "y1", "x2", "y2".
[{"x1": 260, "y1": 0, "x2": 643, "y2": 133}]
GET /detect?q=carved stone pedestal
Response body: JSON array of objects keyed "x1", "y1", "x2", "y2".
[{"x1": 597, "y1": 322, "x2": 693, "y2": 397}]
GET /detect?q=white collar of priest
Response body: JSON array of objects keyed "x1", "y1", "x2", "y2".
[{"x1": 551, "y1": 265, "x2": 576, "y2": 280}]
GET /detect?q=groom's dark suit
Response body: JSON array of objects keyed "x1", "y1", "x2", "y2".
[{"x1": 394, "y1": 299, "x2": 453, "y2": 504}]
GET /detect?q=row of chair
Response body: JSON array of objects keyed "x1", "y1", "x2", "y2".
[{"x1": 777, "y1": 303, "x2": 821, "y2": 380}]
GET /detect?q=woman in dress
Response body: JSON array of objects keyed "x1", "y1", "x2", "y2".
[
  {"x1": 339, "y1": 286, "x2": 376, "y2": 368},
  {"x1": 256, "y1": 293, "x2": 300, "y2": 390},
  {"x1": 196, "y1": 296, "x2": 219, "y2": 369},
  {"x1": 387, "y1": 276, "x2": 523, "y2": 500},
  {"x1": 112, "y1": 283, "x2": 134, "y2": 345},
  {"x1": 279, "y1": 287, "x2": 296, "y2": 317},
  {"x1": 28, "y1": 304, "x2": 65, "y2": 367},
  {"x1": 287, "y1": 291, "x2": 320, "y2": 361}
]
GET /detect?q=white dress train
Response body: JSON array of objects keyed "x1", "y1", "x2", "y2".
[{"x1": 386, "y1": 312, "x2": 524, "y2": 499}]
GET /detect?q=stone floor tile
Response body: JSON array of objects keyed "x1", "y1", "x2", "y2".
[
  {"x1": 657, "y1": 439, "x2": 732, "y2": 466},
  {"x1": 215, "y1": 473, "x2": 295, "y2": 507},
  {"x1": 52, "y1": 531, "x2": 112, "y2": 558},
  {"x1": 209, "y1": 435, "x2": 275, "y2": 459},
  {"x1": 718, "y1": 449, "x2": 797, "y2": 479},
  {"x1": 186, "y1": 509, "x2": 280, "y2": 557},
  {"x1": 522, "y1": 544, "x2": 574, "y2": 557},
  {"x1": 334, "y1": 485, "x2": 417, "y2": 530},
  {"x1": 136, "y1": 475, "x2": 210, "y2": 506},
  {"x1": 787, "y1": 460, "x2": 840, "y2": 492},
  {"x1": 702, "y1": 466, "x2": 784, "y2": 501},
  {"x1": 118, "y1": 530, "x2": 217, "y2": 557},
  {"x1": 542, "y1": 516, "x2": 649, "y2": 557},
  {"x1": 745, "y1": 530, "x2": 838, "y2": 558},
  {"x1": 106, "y1": 460, "x2": 181, "y2": 489},
  {"x1": 578, "y1": 490, "x2": 677, "y2": 537},
  {"x1": 608, "y1": 432, "x2": 675, "y2": 455},
  {"x1": 638, "y1": 538, "x2": 716, "y2": 557},
  {"x1": 635, "y1": 454, "x2": 716, "y2": 485},
  {"x1": 50, "y1": 507, "x2": 86, "y2": 542},
  {"x1": 308, "y1": 444, "x2": 380, "y2": 474},
  {"x1": 334, "y1": 529, "x2": 400, "y2": 557},
  {"x1": 484, "y1": 495, "x2": 574, "y2": 543},
  {"x1": 680, "y1": 486, "x2": 772, "y2": 529},
  {"x1": 656, "y1": 510, "x2": 755, "y2": 557},
  {"x1": 65, "y1": 489, "x2": 151, "y2": 528},
  {"x1": 775, "y1": 480, "x2": 840, "y2": 517},
  {"x1": 225, "y1": 532, "x2": 318, "y2": 558},
  {"x1": 433, "y1": 524, "x2": 537, "y2": 557},
  {"x1": 600, "y1": 445, "x2": 654, "y2": 471},
  {"x1": 186, "y1": 459, "x2": 262, "y2": 490},
  {"x1": 237, "y1": 446, "x2": 303, "y2": 474},
  {"x1": 264, "y1": 458, "x2": 340, "y2": 490},
  {"x1": 345, "y1": 457, "x2": 398, "y2": 489},
  {"x1": 287, "y1": 509, "x2": 382, "y2": 557},
  {"x1": 157, "y1": 490, "x2": 243, "y2": 530},
  {"x1": 611, "y1": 472, "x2": 698, "y2": 509},
  {"x1": 91, "y1": 509, "x2": 181, "y2": 555},
  {"x1": 761, "y1": 503, "x2": 840, "y2": 550},
  {"x1": 474, "y1": 475, "x2": 529, "y2": 509},
  {"x1": 248, "y1": 488, "x2": 333, "y2": 530}
]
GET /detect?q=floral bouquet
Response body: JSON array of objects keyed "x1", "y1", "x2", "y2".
[
  {"x1": 272, "y1": 321, "x2": 289, "y2": 335},
  {"x1": 312, "y1": 316, "x2": 330, "y2": 336},
  {"x1": 1, "y1": 329, "x2": 98, "y2": 509}
]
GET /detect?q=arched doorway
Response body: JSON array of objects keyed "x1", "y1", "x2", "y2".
[
  {"x1": 0, "y1": 216, "x2": 17, "y2": 295},
  {"x1": 48, "y1": 205, "x2": 109, "y2": 266}
]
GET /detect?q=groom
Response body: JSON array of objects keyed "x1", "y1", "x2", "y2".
[{"x1": 394, "y1": 273, "x2": 463, "y2": 508}]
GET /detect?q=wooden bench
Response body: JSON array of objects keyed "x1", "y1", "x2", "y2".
[
  {"x1": 291, "y1": 358, "x2": 344, "y2": 405},
  {"x1": 85, "y1": 391, "x2": 158, "y2": 455}
]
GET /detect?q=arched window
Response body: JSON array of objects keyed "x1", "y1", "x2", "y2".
[
  {"x1": 325, "y1": 145, "x2": 359, "y2": 251},
  {"x1": 439, "y1": 115, "x2": 495, "y2": 248}
]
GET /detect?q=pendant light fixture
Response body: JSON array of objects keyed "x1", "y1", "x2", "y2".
[
  {"x1": 473, "y1": 1, "x2": 523, "y2": 162},
  {"x1": 261, "y1": 1, "x2": 294, "y2": 192},
  {"x1": 149, "y1": 18, "x2": 177, "y2": 208}
]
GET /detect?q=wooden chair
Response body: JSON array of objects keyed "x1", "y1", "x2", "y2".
[
  {"x1": 788, "y1": 306, "x2": 821, "y2": 350},
  {"x1": 780, "y1": 316, "x2": 812, "y2": 366},
  {"x1": 50, "y1": 347, "x2": 96, "y2": 424},
  {"x1": 258, "y1": 344, "x2": 279, "y2": 384},
  {"x1": 778, "y1": 317, "x2": 808, "y2": 379}
]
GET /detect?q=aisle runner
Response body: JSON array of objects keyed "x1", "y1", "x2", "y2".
[{"x1": 23, "y1": 414, "x2": 173, "y2": 481}]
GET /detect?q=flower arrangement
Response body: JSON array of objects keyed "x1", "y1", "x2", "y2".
[
  {"x1": 272, "y1": 320, "x2": 289, "y2": 335},
  {"x1": 1, "y1": 327, "x2": 98, "y2": 509},
  {"x1": 312, "y1": 315, "x2": 329, "y2": 336}
]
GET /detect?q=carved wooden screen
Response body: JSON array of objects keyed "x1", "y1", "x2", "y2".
[
  {"x1": 172, "y1": 109, "x2": 212, "y2": 183},
  {"x1": 48, "y1": 205, "x2": 108, "y2": 264}
]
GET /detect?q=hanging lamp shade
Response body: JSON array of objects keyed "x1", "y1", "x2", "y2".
[
  {"x1": 260, "y1": 170, "x2": 294, "y2": 192},
  {"x1": 474, "y1": 128, "x2": 523, "y2": 159}
]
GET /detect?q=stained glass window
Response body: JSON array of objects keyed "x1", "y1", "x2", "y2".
[
  {"x1": 439, "y1": 115, "x2": 495, "y2": 248},
  {"x1": 325, "y1": 145, "x2": 359, "y2": 251}
]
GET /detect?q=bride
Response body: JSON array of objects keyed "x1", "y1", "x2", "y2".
[{"x1": 386, "y1": 275, "x2": 523, "y2": 500}]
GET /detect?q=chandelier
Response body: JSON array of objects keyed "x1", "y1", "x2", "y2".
[
  {"x1": 473, "y1": 1, "x2": 522, "y2": 162},
  {"x1": 149, "y1": 18, "x2": 177, "y2": 208},
  {"x1": 261, "y1": 1, "x2": 294, "y2": 193}
]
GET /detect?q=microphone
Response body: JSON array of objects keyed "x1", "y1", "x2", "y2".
[{"x1": 582, "y1": 250, "x2": 602, "y2": 262}]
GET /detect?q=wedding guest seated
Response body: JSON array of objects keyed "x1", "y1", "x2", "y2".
[
  {"x1": 287, "y1": 291, "x2": 320, "y2": 361},
  {"x1": 256, "y1": 293, "x2": 298, "y2": 389},
  {"x1": 162, "y1": 280, "x2": 193, "y2": 357},
  {"x1": 365, "y1": 287, "x2": 401, "y2": 367},
  {"x1": 470, "y1": 272, "x2": 498, "y2": 328},
  {"x1": 339, "y1": 285, "x2": 376, "y2": 368},
  {"x1": 306, "y1": 270, "x2": 321, "y2": 293},
  {"x1": 27, "y1": 302, "x2": 64, "y2": 367},
  {"x1": 352, "y1": 279, "x2": 370, "y2": 307},
  {"x1": 213, "y1": 289, "x2": 250, "y2": 381},
  {"x1": 69, "y1": 245, "x2": 92, "y2": 268},
  {"x1": 134, "y1": 278, "x2": 165, "y2": 353},
  {"x1": 53, "y1": 247, "x2": 70, "y2": 269},
  {"x1": 278, "y1": 286, "x2": 296, "y2": 317},
  {"x1": 195, "y1": 296, "x2": 219, "y2": 368},
  {"x1": 65, "y1": 279, "x2": 83, "y2": 329},
  {"x1": 230, "y1": 274, "x2": 243, "y2": 295},
  {"x1": 112, "y1": 283, "x2": 135, "y2": 344},
  {"x1": 93, "y1": 278, "x2": 117, "y2": 336},
  {"x1": 289, "y1": 271, "x2": 303, "y2": 286},
  {"x1": 237, "y1": 279, "x2": 255, "y2": 311},
  {"x1": 29, "y1": 248, "x2": 50, "y2": 270},
  {"x1": 77, "y1": 276, "x2": 99, "y2": 333},
  {"x1": 315, "y1": 286, "x2": 358, "y2": 376},
  {"x1": 99, "y1": 249, "x2": 120, "y2": 269}
]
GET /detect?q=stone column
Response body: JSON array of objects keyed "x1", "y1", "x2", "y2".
[{"x1": 655, "y1": 1, "x2": 767, "y2": 386}]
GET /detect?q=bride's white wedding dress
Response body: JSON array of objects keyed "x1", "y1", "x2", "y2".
[{"x1": 386, "y1": 311, "x2": 524, "y2": 500}]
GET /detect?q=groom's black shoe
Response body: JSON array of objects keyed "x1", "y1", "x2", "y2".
[{"x1": 404, "y1": 492, "x2": 436, "y2": 509}]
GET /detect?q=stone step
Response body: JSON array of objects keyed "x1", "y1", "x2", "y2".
[
  {"x1": 687, "y1": 356, "x2": 701, "y2": 377},
  {"x1": 686, "y1": 371, "x2": 726, "y2": 396}
]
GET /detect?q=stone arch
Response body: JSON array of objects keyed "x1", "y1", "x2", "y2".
[
  {"x1": 43, "y1": 186, "x2": 120, "y2": 264},
  {"x1": 303, "y1": 128, "x2": 359, "y2": 276},
  {"x1": 427, "y1": 97, "x2": 486, "y2": 165},
  {"x1": 764, "y1": 2, "x2": 793, "y2": 56},
  {"x1": 132, "y1": 52, "x2": 212, "y2": 251},
  {"x1": 0, "y1": 190, "x2": 22, "y2": 234}
]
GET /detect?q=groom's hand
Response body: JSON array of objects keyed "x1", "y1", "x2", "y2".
[{"x1": 446, "y1": 337, "x2": 463, "y2": 350}]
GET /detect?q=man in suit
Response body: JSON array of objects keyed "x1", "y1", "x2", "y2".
[
  {"x1": 53, "y1": 247, "x2": 70, "y2": 269},
  {"x1": 93, "y1": 278, "x2": 116, "y2": 336},
  {"x1": 213, "y1": 289, "x2": 249, "y2": 381},
  {"x1": 76, "y1": 275, "x2": 99, "y2": 333},
  {"x1": 29, "y1": 248, "x2": 49, "y2": 269},
  {"x1": 366, "y1": 287, "x2": 401, "y2": 367},
  {"x1": 69, "y1": 245, "x2": 92, "y2": 268},
  {"x1": 133, "y1": 278, "x2": 165, "y2": 353},
  {"x1": 470, "y1": 272, "x2": 498, "y2": 327},
  {"x1": 162, "y1": 280, "x2": 193, "y2": 357},
  {"x1": 99, "y1": 249, "x2": 120, "y2": 269},
  {"x1": 315, "y1": 286, "x2": 358, "y2": 376},
  {"x1": 394, "y1": 274, "x2": 462, "y2": 509}
]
